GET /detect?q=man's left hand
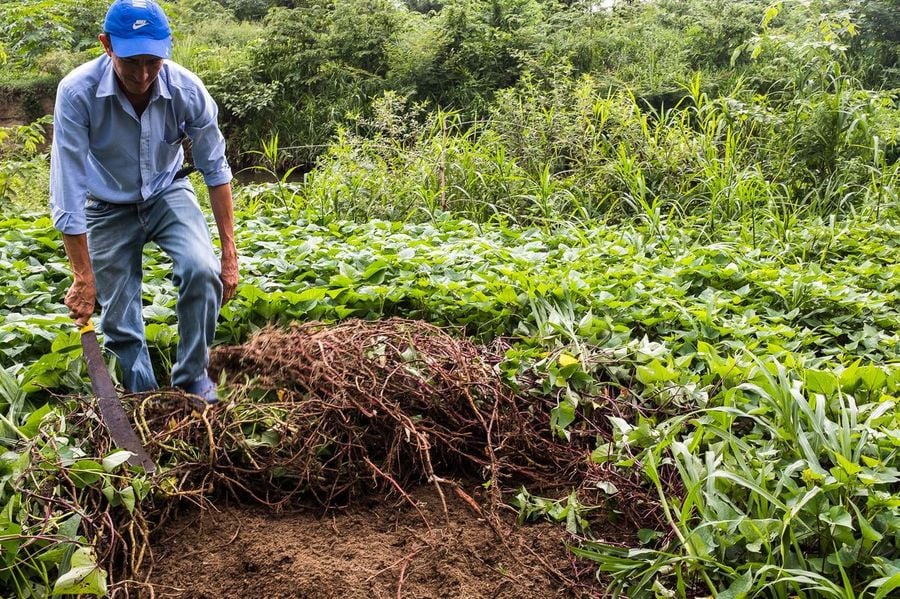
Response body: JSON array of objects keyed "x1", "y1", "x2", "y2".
[{"x1": 220, "y1": 250, "x2": 238, "y2": 303}]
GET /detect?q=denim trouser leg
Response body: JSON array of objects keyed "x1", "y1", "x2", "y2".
[
  {"x1": 86, "y1": 200, "x2": 158, "y2": 392},
  {"x1": 145, "y1": 183, "x2": 222, "y2": 387},
  {"x1": 86, "y1": 181, "x2": 222, "y2": 391}
]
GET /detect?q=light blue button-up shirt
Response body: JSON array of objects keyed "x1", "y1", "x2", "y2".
[{"x1": 50, "y1": 55, "x2": 232, "y2": 235}]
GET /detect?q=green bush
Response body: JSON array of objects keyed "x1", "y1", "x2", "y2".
[
  {"x1": 0, "y1": 117, "x2": 51, "y2": 213},
  {"x1": 0, "y1": 0, "x2": 106, "y2": 65}
]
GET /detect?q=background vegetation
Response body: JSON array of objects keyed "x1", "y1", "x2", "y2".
[{"x1": 0, "y1": 0, "x2": 898, "y2": 597}]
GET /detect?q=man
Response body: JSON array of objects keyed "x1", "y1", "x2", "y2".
[{"x1": 50, "y1": 0, "x2": 238, "y2": 403}]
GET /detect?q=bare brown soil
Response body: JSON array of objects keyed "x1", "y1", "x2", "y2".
[
  {"x1": 145, "y1": 486, "x2": 600, "y2": 599},
  {"x1": 0, "y1": 92, "x2": 53, "y2": 127}
]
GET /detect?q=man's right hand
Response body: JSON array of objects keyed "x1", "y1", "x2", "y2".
[
  {"x1": 62, "y1": 233, "x2": 96, "y2": 326},
  {"x1": 65, "y1": 276, "x2": 96, "y2": 326}
]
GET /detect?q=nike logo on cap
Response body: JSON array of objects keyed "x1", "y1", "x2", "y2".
[{"x1": 133, "y1": 20, "x2": 149, "y2": 30}]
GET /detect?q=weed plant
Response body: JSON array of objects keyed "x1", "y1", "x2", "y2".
[{"x1": 292, "y1": 71, "x2": 897, "y2": 234}]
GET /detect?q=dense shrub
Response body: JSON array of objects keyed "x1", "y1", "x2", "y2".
[{"x1": 0, "y1": 0, "x2": 106, "y2": 65}]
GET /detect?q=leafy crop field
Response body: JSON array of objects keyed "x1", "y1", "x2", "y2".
[{"x1": 1, "y1": 207, "x2": 898, "y2": 596}]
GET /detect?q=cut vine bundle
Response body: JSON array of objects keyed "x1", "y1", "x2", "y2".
[
  {"x1": 137, "y1": 318, "x2": 587, "y2": 510},
  {"x1": 71, "y1": 318, "x2": 672, "y2": 594}
]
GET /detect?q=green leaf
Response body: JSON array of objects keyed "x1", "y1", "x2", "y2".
[
  {"x1": 362, "y1": 260, "x2": 389, "y2": 283},
  {"x1": 834, "y1": 453, "x2": 862, "y2": 477},
  {"x1": 820, "y1": 506, "x2": 854, "y2": 531},
  {"x1": 102, "y1": 450, "x2": 133, "y2": 472},
  {"x1": 19, "y1": 402, "x2": 52, "y2": 437},
  {"x1": 637, "y1": 529, "x2": 662, "y2": 545},
  {"x1": 718, "y1": 571, "x2": 752, "y2": 599},
  {"x1": 848, "y1": 502, "x2": 883, "y2": 548},
  {"x1": 69, "y1": 460, "x2": 105, "y2": 488},
  {"x1": 858, "y1": 365, "x2": 887, "y2": 393},
  {"x1": 52, "y1": 547, "x2": 107, "y2": 596},
  {"x1": 119, "y1": 486, "x2": 136, "y2": 514},
  {"x1": 295, "y1": 287, "x2": 327, "y2": 302},
  {"x1": 57, "y1": 513, "x2": 82, "y2": 539},
  {"x1": 805, "y1": 368, "x2": 838, "y2": 397},
  {"x1": 635, "y1": 360, "x2": 677, "y2": 385},
  {"x1": 590, "y1": 442, "x2": 613, "y2": 464},
  {"x1": 872, "y1": 573, "x2": 900, "y2": 599},
  {"x1": 550, "y1": 401, "x2": 576, "y2": 441},
  {"x1": 826, "y1": 540, "x2": 860, "y2": 568}
]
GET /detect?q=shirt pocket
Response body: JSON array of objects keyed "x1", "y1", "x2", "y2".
[{"x1": 164, "y1": 121, "x2": 187, "y2": 146}]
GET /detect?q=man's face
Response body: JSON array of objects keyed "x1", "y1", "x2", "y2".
[{"x1": 99, "y1": 34, "x2": 163, "y2": 97}]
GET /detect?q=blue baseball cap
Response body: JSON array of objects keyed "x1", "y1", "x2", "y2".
[{"x1": 103, "y1": 0, "x2": 172, "y2": 59}]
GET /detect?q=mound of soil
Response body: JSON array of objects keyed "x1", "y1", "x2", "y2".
[{"x1": 146, "y1": 486, "x2": 593, "y2": 599}]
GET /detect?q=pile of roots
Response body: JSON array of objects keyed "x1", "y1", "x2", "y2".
[
  {"x1": 68, "y1": 318, "x2": 682, "y2": 592},
  {"x1": 134, "y1": 318, "x2": 587, "y2": 510}
]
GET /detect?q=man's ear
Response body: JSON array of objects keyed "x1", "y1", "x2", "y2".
[{"x1": 99, "y1": 34, "x2": 113, "y2": 57}]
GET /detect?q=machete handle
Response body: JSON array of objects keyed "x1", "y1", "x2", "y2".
[{"x1": 80, "y1": 321, "x2": 95, "y2": 335}]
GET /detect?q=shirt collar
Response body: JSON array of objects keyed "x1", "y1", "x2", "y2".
[{"x1": 96, "y1": 56, "x2": 118, "y2": 98}]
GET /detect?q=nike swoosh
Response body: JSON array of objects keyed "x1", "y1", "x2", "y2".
[{"x1": 133, "y1": 21, "x2": 149, "y2": 30}]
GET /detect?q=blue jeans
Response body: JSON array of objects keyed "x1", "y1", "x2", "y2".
[{"x1": 85, "y1": 180, "x2": 222, "y2": 391}]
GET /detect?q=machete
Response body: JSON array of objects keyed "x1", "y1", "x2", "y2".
[{"x1": 80, "y1": 321, "x2": 156, "y2": 474}]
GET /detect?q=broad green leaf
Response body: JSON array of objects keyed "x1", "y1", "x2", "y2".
[
  {"x1": 51, "y1": 547, "x2": 107, "y2": 596},
  {"x1": 805, "y1": 369, "x2": 838, "y2": 397},
  {"x1": 295, "y1": 287, "x2": 327, "y2": 302},
  {"x1": 848, "y1": 502, "x2": 883, "y2": 548},
  {"x1": 635, "y1": 360, "x2": 677, "y2": 385},
  {"x1": 718, "y1": 571, "x2": 752, "y2": 599},
  {"x1": 102, "y1": 450, "x2": 133, "y2": 472},
  {"x1": 558, "y1": 353, "x2": 579, "y2": 368},
  {"x1": 858, "y1": 365, "x2": 887, "y2": 393},
  {"x1": 550, "y1": 402, "x2": 576, "y2": 441},
  {"x1": 69, "y1": 460, "x2": 105, "y2": 488},
  {"x1": 19, "y1": 403, "x2": 53, "y2": 437},
  {"x1": 57, "y1": 513, "x2": 82, "y2": 539},
  {"x1": 590, "y1": 442, "x2": 613, "y2": 464},
  {"x1": 834, "y1": 453, "x2": 862, "y2": 477},
  {"x1": 820, "y1": 506, "x2": 853, "y2": 531},
  {"x1": 119, "y1": 487, "x2": 136, "y2": 514}
]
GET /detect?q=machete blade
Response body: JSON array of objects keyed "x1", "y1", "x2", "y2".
[{"x1": 81, "y1": 325, "x2": 156, "y2": 474}]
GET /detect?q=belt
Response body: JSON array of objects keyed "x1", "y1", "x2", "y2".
[{"x1": 174, "y1": 165, "x2": 196, "y2": 179}]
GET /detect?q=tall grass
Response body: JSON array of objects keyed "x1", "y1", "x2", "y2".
[
  {"x1": 256, "y1": 70, "x2": 896, "y2": 235},
  {"x1": 573, "y1": 354, "x2": 899, "y2": 597}
]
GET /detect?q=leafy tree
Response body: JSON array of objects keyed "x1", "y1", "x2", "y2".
[
  {"x1": 0, "y1": 0, "x2": 106, "y2": 65},
  {"x1": 214, "y1": 0, "x2": 279, "y2": 21},
  {"x1": 412, "y1": 0, "x2": 552, "y2": 109},
  {"x1": 404, "y1": 0, "x2": 445, "y2": 15}
]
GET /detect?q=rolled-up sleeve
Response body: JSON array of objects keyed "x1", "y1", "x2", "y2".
[
  {"x1": 184, "y1": 82, "x2": 232, "y2": 188},
  {"x1": 50, "y1": 86, "x2": 90, "y2": 235}
]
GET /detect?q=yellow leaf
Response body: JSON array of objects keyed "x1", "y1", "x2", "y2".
[
  {"x1": 860, "y1": 455, "x2": 882, "y2": 468},
  {"x1": 558, "y1": 353, "x2": 580, "y2": 368}
]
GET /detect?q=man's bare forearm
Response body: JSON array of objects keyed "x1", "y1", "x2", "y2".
[
  {"x1": 62, "y1": 233, "x2": 96, "y2": 325},
  {"x1": 63, "y1": 234, "x2": 93, "y2": 280},
  {"x1": 208, "y1": 183, "x2": 238, "y2": 302}
]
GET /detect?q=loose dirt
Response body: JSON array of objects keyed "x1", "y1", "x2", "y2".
[{"x1": 146, "y1": 486, "x2": 597, "y2": 599}]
